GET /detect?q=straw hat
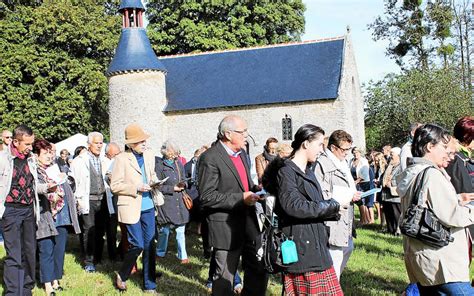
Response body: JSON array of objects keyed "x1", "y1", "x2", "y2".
[{"x1": 124, "y1": 123, "x2": 149, "y2": 144}]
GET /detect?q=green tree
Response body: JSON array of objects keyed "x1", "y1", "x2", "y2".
[
  {"x1": 0, "y1": 0, "x2": 120, "y2": 141},
  {"x1": 364, "y1": 67, "x2": 472, "y2": 149},
  {"x1": 146, "y1": 0, "x2": 306, "y2": 55},
  {"x1": 369, "y1": 0, "x2": 454, "y2": 69}
]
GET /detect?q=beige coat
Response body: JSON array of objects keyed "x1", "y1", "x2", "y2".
[
  {"x1": 397, "y1": 157, "x2": 474, "y2": 286},
  {"x1": 110, "y1": 150, "x2": 159, "y2": 224},
  {"x1": 315, "y1": 150, "x2": 357, "y2": 247}
]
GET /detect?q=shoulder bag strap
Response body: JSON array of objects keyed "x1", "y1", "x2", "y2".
[{"x1": 411, "y1": 166, "x2": 434, "y2": 206}]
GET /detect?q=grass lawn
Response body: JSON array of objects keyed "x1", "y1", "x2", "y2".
[{"x1": 0, "y1": 220, "x2": 472, "y2": 295}]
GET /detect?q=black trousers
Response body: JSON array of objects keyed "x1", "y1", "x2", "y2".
[
  {"x1": 383, "y1": 201, "x2": 401, "y2": 235},
  {"x1": 80, "y1": 199, "x2": 108, "y2": 265},
  {"x1": 106, "y1": 213, "x2": 118, "y2": 261},
  {"x1": 2, "y1": 205, "x2": 36, "y2": 296}
]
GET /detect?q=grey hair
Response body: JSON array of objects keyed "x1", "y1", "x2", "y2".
[
  {"x1": 105, "y1": 142, "x2": 120, "y2": 153},
  {"x1": 87, "y1": 132, "x2": 103, "y2": 144},
  {"x1": 160, "y1": 140, "x2": 179, "y2": 157},
  {"x1": 217, "y1": 115, "x2": 240, "y2": 140}
]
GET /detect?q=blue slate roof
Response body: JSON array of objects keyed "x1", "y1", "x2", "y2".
[
  {"x1": 106, "y1": 28, "x2": 166, "y2": 76},
  {"x1": 119, "y1": 0, "x2": 145, "y2": 11},
  {"x1": 161, "y1": 38, "x2": 345, "y2": 112}
]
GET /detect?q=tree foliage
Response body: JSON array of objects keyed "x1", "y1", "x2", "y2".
[
  {"x1": 364, "y1": 67, "x2": 472, "y2": 149},
  {"x1": 369, "y1": 0, "x2": 454, "y2": 69},
  {"x1": 146, "y1": 0, "x2": 306, "y2": 55},
  {"x1": 0, "y1": 0, "x2": 120, "y2": 141}
]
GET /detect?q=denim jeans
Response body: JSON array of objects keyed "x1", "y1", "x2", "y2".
[
  {"x1": 156, "y1": 224, "x2": 187, "y2": 260},
  {"x1": 417, "y1": 282, "x2": 474, "y2": 295},
  {"x1": 38, "y1": 226, "x2": 69, "y2": 283},
  {"x1": 119, "y1": 208, "x2": 156, "y2": 290}
]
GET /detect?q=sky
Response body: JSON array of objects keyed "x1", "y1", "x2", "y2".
[{"x1": 301, "y1": 0, "x2": 400, "y2": 84}]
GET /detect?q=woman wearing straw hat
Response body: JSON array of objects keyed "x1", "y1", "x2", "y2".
[{"x1": 110, "y1": 123, "x2": 162, "y2": 294}]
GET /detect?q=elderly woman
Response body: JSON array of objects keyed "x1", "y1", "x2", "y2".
[
  {"x1": 34, "y1": 139, "x2": 81, "y2": 295},
  {"x1": 314, "y1": 130, "x2": 361, "y2": 280},
  {"x1": 397, "y1": 123, "x2": 474, "y2": 295},
  {"x1": 110, "y1": 124, "x2": 160, "y2": 293},
  {"x1": 381, "y1": 147, "x2": 402, "y2": 235},
  {"x1": 350, "y1": 147, "x2": 371, "y2": 224},
  {"x1": 155, "y1": 140, "x2": 190, "y2": 264},
  {"x1": 264, "y1": 124, "x2": 342, "y2": 295},
  {"x1": 255, "y1": 137, "x2": 278, "y2": 184}
]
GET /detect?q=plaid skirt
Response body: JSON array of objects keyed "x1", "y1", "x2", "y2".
[{"x1": 283, "y1": 266, "x2": 343, "y2": 296}]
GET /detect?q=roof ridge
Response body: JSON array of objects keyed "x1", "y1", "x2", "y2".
[{"x1": 159, "y1": 36, "x2": 345, "y2": 59}]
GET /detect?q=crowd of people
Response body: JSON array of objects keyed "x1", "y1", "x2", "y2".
[{"x1": 0, "y1": 114, "x2": 472, "y2": 296}]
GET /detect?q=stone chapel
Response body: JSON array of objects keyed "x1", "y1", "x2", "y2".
[{"x1": 107, "y1": 0, "x2": 365, "y2": 158}]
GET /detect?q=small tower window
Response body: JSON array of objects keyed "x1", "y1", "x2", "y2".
[{"x1": 282, "y1": 114, "x2": 292, "y2": 141}]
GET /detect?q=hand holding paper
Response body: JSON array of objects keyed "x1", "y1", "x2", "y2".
[
  {"x1": 332, "y1": 185, "x2": 354, "y2": 206},
  {"x1": 149, "y1": 176, "x2": 169, "y2": 189},
  {"x1": 360, "y1": 188, "x2": 382, "y2": 198}
]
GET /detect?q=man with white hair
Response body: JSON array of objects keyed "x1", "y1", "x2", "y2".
[
  {"x1": 198, "y1": 115, "x2": 268, "y2": 295},
  {"x1": 71, "y1": 132, "x2": 107, "y2": 272}
]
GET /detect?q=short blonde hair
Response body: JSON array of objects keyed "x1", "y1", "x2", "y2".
[{"x1": 277, "y1": 143, "x2": 292, "y2": 155}]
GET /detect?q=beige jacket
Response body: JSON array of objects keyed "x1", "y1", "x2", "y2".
[
  {"x1": 110, "y1": 150, "x2": 160, "y2": 224},
  {"x1": 315, "y1": 150, "x2": 357, "y2": 247},
  {"x1": 397, "y1": 157, "x2": 474, "y2": 286}
]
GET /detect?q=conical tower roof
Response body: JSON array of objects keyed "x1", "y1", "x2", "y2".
[{"x1": 106, "y1": 0, "x2": 166, "y2": 77}]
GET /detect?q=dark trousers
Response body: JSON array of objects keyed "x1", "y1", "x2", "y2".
[
  {"x1": 2, "y1": 206, "x2": 36, "y2": 296},
  {"x1": 201, "y1": 216, "x2": 211, "y2": 258},
  {"x1": 212, "y1": 241, "x2": 268, "y2": 296},
  {"x1": 106, "y1": 213, "x2": 118, "y2": 261},
  {"x1": 207, "y1": 253, "x2": 242, "y2": 286},
  {"x1": 80, "y1": 199, "x2": 107, "y2": 265},
  {"x1": 383, "y1": 201, "x2": 401, "y2": 235},
  {"x1": 38, "y1": 226, "x2": 68, "y2": 283},
  {"x1": 119, "y1": 208, "x2": 156, "y2": 290}
]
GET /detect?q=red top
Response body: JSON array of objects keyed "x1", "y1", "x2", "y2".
[{"x1": 229, "y1": 155, "x2": 249, "y2": 192}]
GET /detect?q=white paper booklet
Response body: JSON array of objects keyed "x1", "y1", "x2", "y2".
[
  {"x1": 361, "y1": 187, "x2": 382, "y2": 198},
  {"x1": 149, "y1": 176, "x2": 169, "y2": 189},
  {"x1": 45, "y1": 164, "x2": 67, "y2": 185},
  {"x1": 332, "y1": 185, "x2": 354, "y2": 206}
]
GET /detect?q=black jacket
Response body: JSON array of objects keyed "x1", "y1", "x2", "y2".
[
  {"x1": 155, "y1": 157, "x2": 190, "y2": 226},
  {"x1": 198, "y1": 142, "x2": 260, "y2": 250},
  {"x1": 184, "y1": 158, "x2": 199, "y2": 200},
  {"x1": 446, "y1": 152, "x2": 473, "y2": 194},
  {"x1": 275, "y1": 159, "x2": 340, "y2": 273}
]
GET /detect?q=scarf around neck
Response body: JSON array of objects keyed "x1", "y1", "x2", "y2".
[{"x1": 263, "y1": 149, "x2": 276, "y2": 162}]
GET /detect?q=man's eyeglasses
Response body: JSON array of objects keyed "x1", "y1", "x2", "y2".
[
  {"x1": 333, "y1": 144, "x2": 352, "y2": 152},
  {"x1": 232, "y1": 129, "x2": 248, "y2": 136}
]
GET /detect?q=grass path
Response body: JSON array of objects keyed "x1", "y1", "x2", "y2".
[{"x1": 0, "y1": 222, "x2": 472, "y2": 295}]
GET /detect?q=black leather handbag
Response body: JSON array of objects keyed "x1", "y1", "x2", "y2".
[{"x1": 399, "y1": 166, "x2": 454, "y2": 248}]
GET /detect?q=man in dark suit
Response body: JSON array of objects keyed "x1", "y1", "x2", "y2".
[{"x1": 198, "y1": 115, "x2": 268, "y2": 296}]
